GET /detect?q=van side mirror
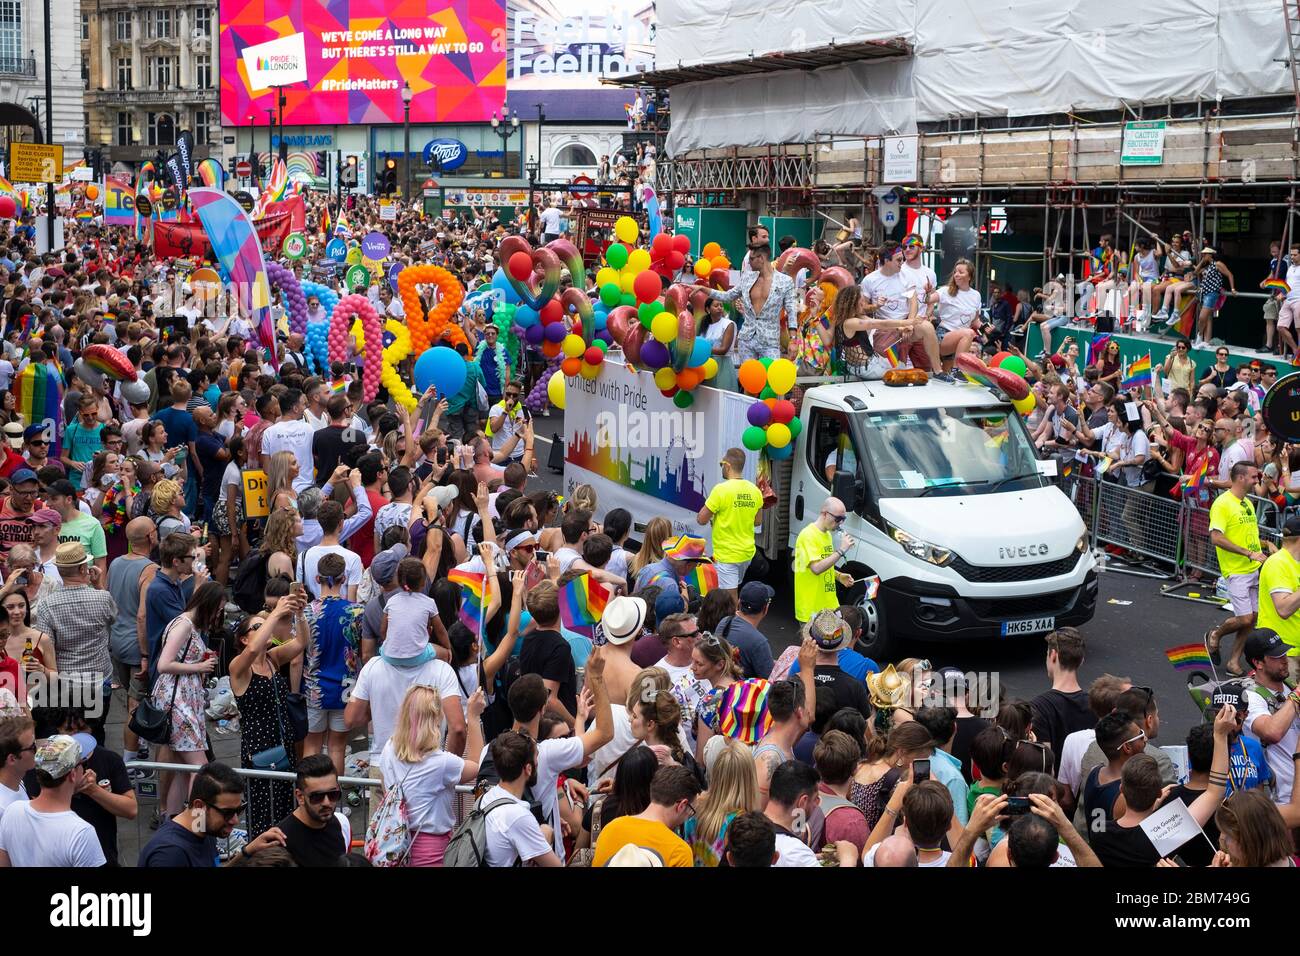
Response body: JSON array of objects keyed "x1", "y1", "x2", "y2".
[{"x1": 832, "y1": 470, "x2": 857, "y2": 513}]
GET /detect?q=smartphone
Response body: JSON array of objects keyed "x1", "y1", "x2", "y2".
[
  {"x1": 290, "y1": 581, "x2": 305, "y2": 598},
  {"x1": 1005, "y1": 796, "x2": 1031, "y2": 816},
  {"x1": 911, "y1": 758, "x2": 930, "y2": 783},
  {"x1": 535, "y1": 549, "x2": 550, "y2": 564},
  {"x1": 436, "y1": 446, "x2": 448, "y2": 466}
]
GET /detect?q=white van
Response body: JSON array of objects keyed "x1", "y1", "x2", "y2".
[{"x1": 788, "y1": 376, "x2": 1098, "y2": 659}]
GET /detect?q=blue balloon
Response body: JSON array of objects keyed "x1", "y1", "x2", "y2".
[
  {"x1": 767, "y1": 442, "x2": 794, "y2": 460},
  {"x1": 491, "y1": 267, "x2": 522, "y2": 305},
  {"x1": 689, "y1": 338, "x2": 712, "y2": 367},
  {"x1": 414, "y1": 346, "x2": 467, "y2": 400},
  {"x1": 594, "y1": 312, "x2": 608, "y2": 331},
  {"x1": 515, "y1": 304, "x2": 540, "y2": 328}
]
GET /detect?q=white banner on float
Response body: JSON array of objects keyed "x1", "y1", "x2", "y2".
[{"x1": 562, "y1": 356, "x2": 754, "y2": 541}]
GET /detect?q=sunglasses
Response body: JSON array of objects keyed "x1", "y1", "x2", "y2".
[
  {"x1": 27, "y1": 439, "x2": 46, "y2": 446},
  {"x1": 205, "y1": 800, "x2": 246, "y2": 819},
  {"x1": 1121, "y1": 729, "x2": 1148, "y2": 749},
  {"x1": 304, "y1": 788, "x2": 342, "y2": 805},
  {"x1": 676, "y1": 628, "x2": 702, "y2": 641}
]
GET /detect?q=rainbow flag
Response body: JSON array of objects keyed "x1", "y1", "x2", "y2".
[
  {"x1": 320, "y1": 204, "x2": 331, "y2": 238},
  {"x1": 559, "y1": 573, "x2": 610, "y2": 629},
  {"x1": 0, "y1": 174, "x2": 19, "y2": 202},
  {"x1": 13, "y1": 363, "x2": 62, "y2": 457},
  {"x1": 1181, "y1": 456, "x2": 1210, "y2": 491},
  {"x1": 334, "y1": 210, "x2": 352, "y2": 239},
  {"x1": 448, "y1": 567, "x2": 487, "y2": 633},
  {"x1": 1173, "y1": 291, "x2": 1197, "y2": 339},
  {"x1": 685, "y1": 563, "x2": 719, "y2": 597},
  {"x1": 1165, "y1": 643, "x2": 1213, "y2": 672},
  {"x1": 195, "y1": 157, "x2": 226, "y2": 190},
  {"x1": 74, "y1": 209, "x2": 94, "y2": 221},
  {"x1": 1120, "y1": 352, "x2": 1152, "y2": 391},
  {"x1": 1264, "y1": 277, "x2": 1290, "y2": 294},
  {"x1": 1087, "y1": 333, "x2": 1112, "y2": 368},
  {"x1": 330, "y1": 376, "x2": 349, "y2": 394},
  {"x1": 882, "y1": 343, "x2": 903, "y2": 369}
]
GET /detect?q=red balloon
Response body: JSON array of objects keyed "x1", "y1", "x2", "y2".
[
  {"x1": 989, "y1": 351, "x2": 1012, "y2": 369},
  {"x1": 584, "y1": 346, "x2": 604, "y2": 365},
  {"x1": 540, "y1": 300, "x2": 563, "y2": 325},
  {"x1": 633, "y1": 270, "x2": 661, "y2": 303},
  {"x1": 508, "y1": 251, "x2": 534, "y2": 282},
  {"x1": 667, "y1": 251, "x2": 686, "y2": 270},
  {"x1": 651, "y1": 233, "x2": 672, "y2": 257},
  {"x1": 0, "y1": 196, "x2": 16, "y2": 219},
  {"x1": 772, "y1": 399, "x2": 796, "y2": 424},
  {"x1": 672, "y1": 234, "x2": 691, "y2": 255}
]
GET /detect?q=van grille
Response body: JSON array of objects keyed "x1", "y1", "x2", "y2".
[{"x1": 950, "y1": 553, "x2": 1081, "y2": 583}]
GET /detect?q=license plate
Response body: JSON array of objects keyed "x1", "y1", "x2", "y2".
[{"x1": 1001, "y1": 616, "x2": 1055, "y2": 637}]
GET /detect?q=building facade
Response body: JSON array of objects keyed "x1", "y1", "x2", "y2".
[
  {"x1": 0, "y1": 0, "x2": 84, "y2": 153},
  {"x1": 83, "y1": 0, "x2": 218, "y2": 174}
]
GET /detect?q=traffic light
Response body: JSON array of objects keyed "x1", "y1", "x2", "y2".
[
  {"x1": 381, "y1": 158, "x2": 397, "y2": 195},
  {"x1": 340, "y1": 155, "x2": 358, "y2": 188}
]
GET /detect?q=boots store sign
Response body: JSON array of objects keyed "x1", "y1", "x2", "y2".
[{"x1": 423, "y1": 139, "x2": 468, "y2": 171}]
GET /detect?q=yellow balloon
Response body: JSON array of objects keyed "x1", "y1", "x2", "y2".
[
  {"x1": 694, "y1": 258, "x2": 711, "y2": 278},
  {"x1": 767, "y1": 422, "x2": 792, "y2": 448},
  {"x1": 1013, "y1": 393, "x2": 1036, "y2": 416},
  {"x1": 766, "y1": 358, "x2": 797, "y2": 396},
  {"x1": 615, "y1": 216, "x2": 639, "y2": 245},
  {"x1": 362, "y1": 256, "x2": 383, "y2": 276},
  {"x1": 650, "y1": 312, "x2": 678, "y2": 344},
  {"x1": 562, "y1": 333, "x2": 586, "y2": 359},
  {"x1": 596, "y1": 267, "x2": 618, "y2": 288},
  {"x1": 621, "y1": 272, "x2": 638, "y2": 293},
  {"x1": 580, "y1": 362, "x2": 600, "y2": 380},
  {"x1": 653, "y1": 367, "x2": 676, "y2": 390},
  {"x1": 702, "y1": 357, "x2": 718, "y2": 379},
  {"x1": 627, "y1": 249, "x2": 652, "y2": 273},
  {"x1": 547, "y1": 371, "x2": 567, "y2": 410}
]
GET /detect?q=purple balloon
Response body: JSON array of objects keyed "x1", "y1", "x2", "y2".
[
  {"x1": 525, "y1": 324, "x2": 546, "y2": 346},
  {"x1": 640, "y1": 340, "x2": 670, "y2": 369},
  {"x1": 747, "y1": 402, "x2": 772, "y2": 427},
  {"x1": 543, "y1": 321, "x2": 567, "y2": 344},
  {"x1": 266, "y1": 261, "x2": 308, "y2": 336}
]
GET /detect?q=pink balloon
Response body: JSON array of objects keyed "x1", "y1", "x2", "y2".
[{"x1": 329, "y1": 294, "x2": 384, "y2": 402}]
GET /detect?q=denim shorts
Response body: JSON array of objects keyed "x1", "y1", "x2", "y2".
[{"x1": 1200, "y1": 290, "x2": 1220, "y2": 310}]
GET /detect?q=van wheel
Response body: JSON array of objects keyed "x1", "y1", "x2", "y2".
[{"x1": 841, "y1": 565, "x2": 896, "y2": 662}]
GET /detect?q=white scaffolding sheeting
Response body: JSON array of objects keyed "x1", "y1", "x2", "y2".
[{"x1": 659, "y1": 0, "x2": 1291, "y2": 154}]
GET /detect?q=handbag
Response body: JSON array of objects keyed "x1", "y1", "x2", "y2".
[
  {"x1": 250, "y1": 669, "x2": 298, "y2": 770},
  {"x1": 128, "y1": 623, "x2": 196, "y2": 746}
]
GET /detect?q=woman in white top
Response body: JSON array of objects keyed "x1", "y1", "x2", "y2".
[
  {"x1": 700, "y1": 298, "x2": 737, "y2": 392},
  {"x1": 378, "y1": 683, "x2": 486, "y2": 866},
  {"x1": 212, "y1": 435, "x2": 247, "y2": 585},
  {"x1": 933, "y1": 259, "x2": 981, "y2": 370},
  {"x1": 1074, "y1": 399, "x2": 1149, "y2": 487},
  {"x1": 141, "y1": 420, "x2": 187, "y2": 482},
  {"x1": 215, "y1": 391, "x2": 247, "y2": 442}
]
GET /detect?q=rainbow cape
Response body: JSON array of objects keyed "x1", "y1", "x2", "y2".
[
  {"x1": 448, "y1": 567, "x2": 488, "y2": 634},
  {"x1": 1120, "y1": 352, "x2": 1152, "y2": 391},
  {"x1": 14, "y1": 363, "x2": 62, "y2": 457},
  {"x1": 559, "y1": 573, "x2": 609, "y2": 629},
  {"x1": 685, "y1": 563, "x2": 719, "y2": 597},
  {"x1": 1165, "y1": 643, "x2": 1213, "y2": 672}
]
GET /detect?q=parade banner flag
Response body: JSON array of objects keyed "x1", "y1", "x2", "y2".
[
  {"x1": 14, "y1": 363, "x2": 62, "y2": 457},
  {"x1": 685, "y1": 563, "x2": 719, "y2": 597},
  {"x1": 154, "y1": 210, "x2": 292, "y2": 260},
  {"x1": 1120, "y1": 353, "x2": 1152, "y2": 391},
  {"x1": 103, "y1": 175, "x2": 136, "y2": 225},
  {"x1": 262, "y1": 194, "x2": 306, "y2": 232},
  {"x1": 195, "y1": 158, "x2": 226, "y2": 190}
]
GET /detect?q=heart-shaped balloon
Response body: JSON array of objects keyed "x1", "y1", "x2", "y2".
[
  {"x1": 398, "y1": 264, "x2": 467, "y2": 355},
  {"x1": 546, "y1": 237, "x2": 585, "y2": 283},
  {"x1": 673, "y1": 309, "x2": 696, "y2": 373},
  {"x1": 606, "y1": 305, "x2": 644, "y2": 368},
  {"x1": 499, "y1": 236, "x2": 563, "y2": 311},
  {"x1": 329, "y1": 294, "x2": 383, "y2": 402},
  {"x1": 775, "y1": 247, "x2": 822, "y2": 283},
  {"x1": 561, "y1": 287, "x2": 596, "y2": 345},
  {"x1": 953, "y1": 352, "x2": 1031, "y2": 401}
]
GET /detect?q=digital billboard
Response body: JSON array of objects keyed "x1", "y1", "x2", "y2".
[
  {"x1": 219, "y1": 0, "x2": 506, "y2": 127},
  {"x1": 507, "y1": 0, "x2": 654, "y2": 91}
]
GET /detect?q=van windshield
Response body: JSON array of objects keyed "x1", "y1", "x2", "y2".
[{"x1": 855, "y1": 406, "x2": 1045, "y2": 498}]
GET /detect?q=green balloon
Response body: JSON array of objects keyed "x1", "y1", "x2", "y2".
[
  {"x1": 647, "y1": 299, "x2": 664, "y2": 315},
  {"x1": 759, "y1": 356, "x2": 774, "y2": 368},
  {"x1": 759, "y1": 385, "x2": 776, "y2": 399},
  {"x1": 606, "y1": 243, "x2": 629, "y2": 269},
  {"x1": 594, "y1": 338, "x2": 609, "y2": 352},
  {"x1": 742, "y1": 425, "x2": 767, "y2": 451},
  {"x1": 788, "y1": 416, "x2": 803, "y2": 438},
  {"x1": 620, "y1": 292, "x2": 637, "y2": 307},
  {"x1": 639, "y1": 311, "x2": 653, "y2": 329},
  {"x1": 673, "y1": 390, "x2": 695, "y2": 409},
  {"x1": 999, "y1": 354, "x2": 1028, "y2": 378},
  {"x1": 638, "y1": 302, "x2": 657, "y2": 323},
  {"x1": 600, "y1": 283, "x2": 622, "y2": 308}
]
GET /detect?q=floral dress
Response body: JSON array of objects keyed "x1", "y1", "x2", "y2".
[{"x1": 150, "y1": 619, "x2": 210, "y2": 753}]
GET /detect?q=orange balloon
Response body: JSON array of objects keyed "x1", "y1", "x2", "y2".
[
  {"x1": 711, "y1": 255, "x2": 730, "y2": 270},
  {"x1": 738, "y1": 359, "x2": 767, "y2": 395},
  {"x1": 541, "y1": 339, "x2": 563, "y2": 359},
  {"x1": 702, "y1": 242, "x2": 721, "y2": 260},
  {"x1": 84, "y1": 184, "x2": 99, "y2": 201},
  {"x1": 764, "y1": 398, "x2": 777, "y2": 410},
  {"x1": 398, "y1": 264, "x2": 466, "y2": 355},
  {"x1": 561, "y1": 357, "x2": 582, "y2": 377},
  {"x1": 677, "y1": 368, "x2": 702, "y2": 390}
]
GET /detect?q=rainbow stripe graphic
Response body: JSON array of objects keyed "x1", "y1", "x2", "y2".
[
  {"x1": 1165, "y1": 643, "x2": 1213, "y2": 672},
  {"x1": 14, "y1": 363, "x2": 62, "y2": 457},
  {"x1": 559, "y1": 574, "x2": 609, "y2": 629},
  {"x1": 686, "y1": 563, "x2": 719, "y2": 597},
  {"x1": 565, "y1": 428, "x2": 707, "y2": 513},
  {"x1": 1120, "y1": 352, "x2": 1152, "y2": 391},
  {"x1": 1264, "y1": 277, "x2": 1290, "y2": 294},
  {"x1": 883, "y1": 343, "x2": 903, "y2": 368},
  {"x1": 448, "y1": 567, "x2": 487, "y2": 634},
  {"x1": 714, "y1": 679, "x2": 773, "y2": 745}
]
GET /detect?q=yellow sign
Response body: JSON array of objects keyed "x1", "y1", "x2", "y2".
[
  {"x1": 242, "y1": 469, "x2": 269, "y2": 519},
  {"x1": 9, "y1": 143, "x2": 64, "y2": 185}
]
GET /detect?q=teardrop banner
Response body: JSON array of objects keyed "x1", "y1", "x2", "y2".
[{"x1": 1261, "y1": 371, "x2": 1300, "y2": 444}]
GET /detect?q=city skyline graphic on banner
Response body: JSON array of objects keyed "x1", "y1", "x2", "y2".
[{"x1": 566, "y1": 428, "x2": 707, "y2": 513}]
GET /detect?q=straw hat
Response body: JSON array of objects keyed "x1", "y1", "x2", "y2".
[{"x1": 866, "y1": 664, "x2": 912, "y2": 710}]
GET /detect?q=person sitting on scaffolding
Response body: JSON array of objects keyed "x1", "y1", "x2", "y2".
[
  {"x1": 1156, "y1": 233, "x2": 1198, "y2": 325},
  {"x1": 1076, "y1": 234, "x2": 1117, "y2": 320},
  {"x1": 1127, "y1": 236, "x2": 1164, "y2": 327}
]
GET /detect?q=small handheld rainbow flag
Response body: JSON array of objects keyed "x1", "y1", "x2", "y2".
[
  {"x1": 1087, "y1": 333, "x2": 1112, "y2": 368},
  {"x1": 334, "y1": 211, "x2": 352, "y2": 239},
  {"x1": 320, "y1": 204, "x2": 331, "y2": 238},
  {"x1": 559, "y1": 574, "x2": 609, "y2": 629},
  {"x1": 1181, "y1": 456, "x2": 1209, "y2": 491},
  {"x1": 1264, "y1": 277, "x2": 1290, "y2": 294},
  {"x1": 882, "y1": 343, "x2": 903, "y2": 369},
  {"x1": 448, "y1": 567, "x2": 488, "y2": 634},
  {"x1": 1165, "y1": 643, "x2": 1213, "y2": 672},
  {"x1": 1120, "y1": 352, "x2": 1152, "y2": 391},
  {"x1": 685, "y1": 563, "x2": 719, "y2": 597}
]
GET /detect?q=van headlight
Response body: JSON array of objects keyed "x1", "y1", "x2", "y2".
[
  {"x1": 884, "y1": 521, "x2": 953, "y2": 566},
  {"x1": 1076, "y1": 534, "x2": 1088, "y2": 553}
]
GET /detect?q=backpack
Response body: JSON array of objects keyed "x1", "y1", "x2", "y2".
[
  {"x1": 475, "y1": 745, "x2": 545, "y2": 826},
  {"x1": 364, "y1": 766, "x2": 416, "y2": 867},
  {"x1": 443, "y1": 795, "x2": 519, "y2": 867},
  {"x1": 232, "y1": 548, "x2": 273, "y2": 614}
]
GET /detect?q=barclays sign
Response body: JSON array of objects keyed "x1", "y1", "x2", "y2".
[{"x1": 422, "y1": 138, "x2": 468, "y2": 171}]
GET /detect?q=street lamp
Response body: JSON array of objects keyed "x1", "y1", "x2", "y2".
[
  {"x1": 246, "y1": 113, "x2": 254, "y2": 183},
  {"x1": 402, "y1": 81, "x2": 413, "y2": 202},
  {"x1": 277, "y1": 90, "x2": 287, "y2": 160},
  {"x1": 526, "y1": 155, "x2": 540, "y2": 234},
  {"x1": 489, "y1": 109, "x2": 518, "y2": 177},
  {"x1": 263, "y1": 107, "x2": 274, "y2": 186}
]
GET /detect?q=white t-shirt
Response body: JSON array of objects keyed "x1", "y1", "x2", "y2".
[
  {"x1": 382, "y1": 590, "x2": 440, "y2": 659},
  {"x1": 0, "y1": 802, "x2": 106, "y2": 867},
  {"x1": 773, "y1": 831, "x2": 819, "y2": 867},
  {"x1": 262, "y1": 419, "x2": 317, "y2": 492},
  {"x1": 301, "y1": 544, "x2": 364, "y2": 599},
  {"x1": 588, "y1": 705, "x2": 638, "y2": 785},
  {"x1": 0, "y1": 780, "x2": 27, "y2": 822},
  {"x1": 1246, "y1": 687, "x2": 1300, "y2": 803},
  {"x1": 378, "y1": 743, "x2": 466, "y2": 834},
  {"x1": 220, "y1": 461, "x2": 241, "y2": 497},
  {"x1": 480, "y1": 784, "x2": 554, "y2": 866},
  {"x1": 936, "y1": 287, "x2": 983, "y2": 333},
  {"x1": 555, "y1": 546, "x2": 583, "y2": 575},
  {"x1": 1090, "y1": 422, "x2": 1150, "y2": 488},
  {"x1": 900, "y1": 261, "x2": 938, "y2": 317},
  {"x1": 860, "y1": 268, "x2": 911, "y2": 322},
  {"x1": 352, "y1": 656, "x2": 462, "y2": 759},
  {"x1": 488, "y1": 402, "x2": 525, "y2": 458},
  {"x1": 702, "y1": 316, "x2": 736, "y2": 358},
  {"x1": 540, "y1": 207, "x2": 562, "y2": 235},
  {"x1": 1286, "y1": 263, "x2": 1300, "y2": 303},
  {"x1": 1058, "y1": 728, "x2": 1096, "y2": 796},
  {"x1": 481, "y1": 734, "x2": 585, "y2": 857}
]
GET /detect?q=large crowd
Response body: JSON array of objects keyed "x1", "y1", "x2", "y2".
[{"x1": 0, "y1": 184, "x2": 1294, "y2": 871}]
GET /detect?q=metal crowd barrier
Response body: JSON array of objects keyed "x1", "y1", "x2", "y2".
[{"x1": 123, "y1": 759, "x2": 475, "y2": 867}]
